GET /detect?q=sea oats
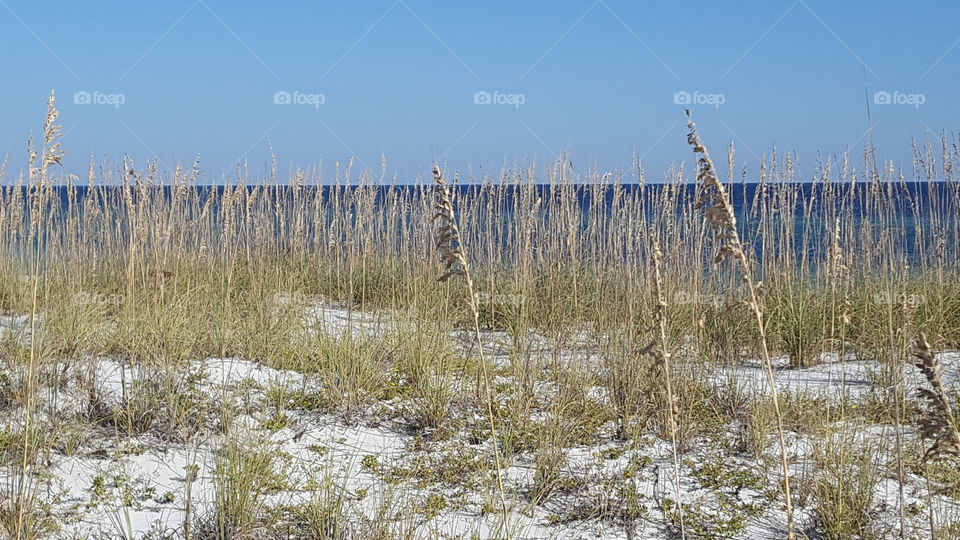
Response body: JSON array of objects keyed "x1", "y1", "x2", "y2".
[
  {"x1": 686, "y1": 110, "x2": 796, "y2": 540},
  {"x1": 911, "y1": 333, "x2": 960, "y2": 462}
]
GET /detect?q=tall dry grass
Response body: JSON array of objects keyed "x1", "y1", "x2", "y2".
[{"x1": 0, "y1": 96, "x2": 956, "y2": 538}]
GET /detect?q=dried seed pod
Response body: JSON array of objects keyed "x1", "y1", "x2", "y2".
[{"x1": 911, "y1": 334, "x2": 960, "y2": 462}]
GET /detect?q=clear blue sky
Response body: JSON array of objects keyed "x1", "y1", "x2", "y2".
[{"x1": 1, "y1": 1, "x2": 957, "y2": 182}]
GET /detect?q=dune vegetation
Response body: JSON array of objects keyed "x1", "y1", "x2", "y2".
[{"x1": 0, "y1": 93, "x2": 958, "y2": 539}]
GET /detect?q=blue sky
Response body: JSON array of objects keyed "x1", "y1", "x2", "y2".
[{"x1": 1, "y1": 1, "x2": 957, "y2": 182}]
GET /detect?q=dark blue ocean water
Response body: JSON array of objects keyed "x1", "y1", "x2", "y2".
[
  {"x1": 31, "y1": 180, "x2": 957, "y2": 214},
  {"x1": 9, "y1": 181, "x2": 958, "y2": 264}
]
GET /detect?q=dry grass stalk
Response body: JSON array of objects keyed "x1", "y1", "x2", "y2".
[
  {"x1": 433, "y1": 167, "x2": 468, "y2": 284},
  {"x1": 14, "y1": 90, "x2": 64, "y2": 539},
  {"x1": 911, "y1": 333, "x2": 960, "y2": 462},
  {"x1": 649, "y1": 237, "x2": 686, "y2": 539},
  {"x1": 432, "y1": 165, "x2": 510, "y2": 528},
  {"x1": 685, "y1": 110, "x2": 796, "y2": 539}
]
